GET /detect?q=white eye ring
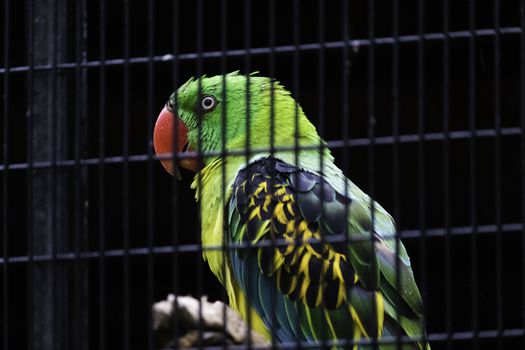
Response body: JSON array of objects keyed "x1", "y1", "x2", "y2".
[{"x1": 201, "y1": 96, "x2": 217, "y2": 111}]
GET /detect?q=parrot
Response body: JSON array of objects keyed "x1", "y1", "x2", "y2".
[{"x1": 153, "y1": 72, "x2": 430, "y2": 350}]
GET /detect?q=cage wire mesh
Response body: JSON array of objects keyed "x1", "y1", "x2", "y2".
[{"x1": 0, "y1": 0, "x2": 524, "y2": 349}]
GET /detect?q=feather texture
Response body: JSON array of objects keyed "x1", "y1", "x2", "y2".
[{"x1": 227, "y1": 157, "x2": 428, "y2": 350}]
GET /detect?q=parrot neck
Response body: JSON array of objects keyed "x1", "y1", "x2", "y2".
[{"x1": 190, "y1": 155, "x2": 245, "y2": 284}]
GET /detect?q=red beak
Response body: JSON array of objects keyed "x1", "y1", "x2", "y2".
[{"x1": 153, "y1": 106, "x2": 200, "y2": 178}]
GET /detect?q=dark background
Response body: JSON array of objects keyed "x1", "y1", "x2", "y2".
[{"x1": 0, "y1": 0, "x2": 523, "y2": 349}]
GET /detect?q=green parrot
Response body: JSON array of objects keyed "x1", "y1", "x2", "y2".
[{"x1": 153, "y1": 72, "x2": 429, "y2": 350}]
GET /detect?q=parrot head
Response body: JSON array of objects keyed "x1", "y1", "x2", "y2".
[{"x1": 153, "y1": 72, "x2": 320, "y2": 177}]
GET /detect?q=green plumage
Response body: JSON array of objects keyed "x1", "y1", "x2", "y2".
[{"x1": 169, "y1": 72, "x2": 430, "y2": 349}]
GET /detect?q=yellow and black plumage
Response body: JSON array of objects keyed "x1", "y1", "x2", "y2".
[{"x1": 228, "y1": 157, "x2": 427, "y2": 349}]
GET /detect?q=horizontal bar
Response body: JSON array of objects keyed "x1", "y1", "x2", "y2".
[
  {"x1": 0, "y1": 26, "x2": 521, "y2": 74},
  {"x1": 42, "y1": 326, "x2": 520, "y2": 350},
  {"x1": 0, "y1": 126, "x2": 521, "y2": 172},
  {"x1": 267, "y1": 327, "x2": 525, "y2": 349},
  {"x1": 0, "y1": 222, "x2": 521, "y2": 265}
]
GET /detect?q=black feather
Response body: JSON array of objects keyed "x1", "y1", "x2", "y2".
[
  {"x1": 278, "y1": 268, "x2": 296, "y2": 295},
  {"x1": 323, "y1": 278, "x2": 342, "y2": 309},
  {"x1": 288, "y1": 274, "x2": 305, "y2": 302},
  {"x1": 297, "y1": 191, "x2": 322, "y2": 222},
  {"x1": 350, "y1": 285, "x2": 379, "y2": 337},
  {"x1": 258, "y1": 246, "x2": 275, "y2": 277},
  {"x1": 307, "y1": 256, "x2": 323, "y2": 283},
  {"x1": 339, "y1": 260, "x2": 356, "y2": 288},
  {"x1": 305, "y1": 281, "x2": 321, "y2": 308},
  {"x1": 289, "y1": 171, "x2": 317, "y2": 192},
  {"x1": 321, "y1": 201, "x2": 348, "y2": 235},
  {"x1": 312, "y1": 182, "x2": 336, "y2": 202},
  {"x1": 245, "y1": 216, "x2": 265, "y2": 242}
]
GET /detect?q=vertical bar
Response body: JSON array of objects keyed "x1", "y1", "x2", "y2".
[
  {"x1": 521, "y1": 1, "x2": 525, "y2": 349},
  {"x1": 146, "y1": 1, "x2": 155, "y2": 349},
  {"x1": 468, "y1": 1, "x2": 479, "y2": 348},
  {"x1": 26, "y1": 0, "x2": 35, "y2": 348},
  {"x1": 416, "y1": 0, "x2": 428, "y2": 346},
  {"x1": 292, "y1": 0, "x2": 301, "y2": 348},
  {"x1": 341, "y1": 6, "x2": 349, "y2": 186},
  {"x1": 98, "y1": 0, "x2": 107, "y2": 349},
  {"x1": 170, "y1": 0, "x2": 180, "y2": 348},
  {"x1": 493, "y1": 1, "x2": 503, "y2": 349},
  {"x1": 30, "y1": 0, "x2": 69, "y2": 348},
  {"x1": 2, "y1": 0, "x2": 10, "y2": 348},
  {"x1": 74, "y1": 1, "x2": 89, "y2": 349},
  {"x1": 196, "y1": 0, "x2": 204, "y2": 347},
  {"x1": 268, "y1": 0, "x2": 277, "y2": 345},
  {"x1": 243, "y1": 0, "x2": 253, "y2": 347},
  {"x1": 317, "y1": 0, "x2": 325, "y2": 143},
  {"x1": 292, "y1": 2, "x2": 300, "y2": 158},
  {"x1": 220, "y1": 0, "x2": 229, "y2": 348},
  {"x1": 367, "y1": 1, "x2": 378, "y2": 348},
  {"x1": 74, "y1": 0, "x2": 81, "y2": 345},
  {"x1": 341, "y1": 0, "x2": 352, "y2": 347},
  {"x1": 122, "y1": 0, "x2": 130, "y2": 348},
  {"x1": 391, "y1": 0, "x2": 402, "y2": 348},
  {"x1": 442, "y1": 1, "x2": 452, "y2": 349},
  {"x1": 317, "y1": 0, "x2": 328, "y2": 346},
  {"x1": 50, "y1": 1, "x2": 59, "y2": 346}
]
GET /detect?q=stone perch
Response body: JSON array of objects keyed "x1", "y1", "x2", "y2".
[{"x1": 153, "y1": 294, "x2": 270, "y2": 348}]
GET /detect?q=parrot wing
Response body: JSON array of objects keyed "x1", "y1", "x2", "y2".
[{"x1": 227, "y1": 157, "x2": 427, "y2": 349}]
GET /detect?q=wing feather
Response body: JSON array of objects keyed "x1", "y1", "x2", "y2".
[{"x1": 227, "y1": 157, "x2": 428, "y2": 349}]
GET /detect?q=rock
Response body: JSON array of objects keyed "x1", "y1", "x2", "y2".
[{"x1": 152, "y1": 294, "x2": 270, "y2": 348}]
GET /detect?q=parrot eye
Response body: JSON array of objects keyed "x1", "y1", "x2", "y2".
[{"x1": 200, "y1": 95, "x2": 218, "y2": 113}]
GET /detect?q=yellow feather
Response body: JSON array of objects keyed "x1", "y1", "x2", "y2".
[
  {"x1": 288, "y1": 245, "x2": 304, "y2": 265},
  {"x1": 254, "y1": 181, "x2": 268, "y2": 196},
  {"x1": 315, "y1": 285, "x2": 323, "y2": 307},
  {"x1": 349, "y1": 305, "x2": 368, "y2": 337},
  {"x1": 352, "y1": 325, "x2": 361, "y2": 350},
  {"x1": 305, "y1": 244, "x2": 322, "y2": 259},
  {"x1": 321, "y1": 259, "x2": 331, "y2": 278},
  {"x1": 284, "y1": 234, "x2": 296, "y2": 255},
  {"x1": 285, "y1": 220, "x2": 295, "y2": 234},
  {"x1": 249, "y1": 206, "x2": 262, "y2": 221},
  {"x1": 299, "y1": 275, "x2": 310, "y2": 300},
  {"x1": 273, "y1": 247, "x2": 285, "y2": 270},
  {"x1": 303, "y1": 306, "x2": 318, "y2": 340},
  {"x1": 282, "y1": 193, "x2": 294, "y2": 202},
  {"x1": 253, "y1": 219, "x2": 270, "y2": 243},
  {"x1": 286, "y1": 202, "x2": 295, "y2": 216},
  {"x1": 336, "y1": 281, "x2": 346, "y2": 307},
  {"x1": 332, "y1": 255, "x2": 344, "y2": 281},
  {"x1": 274, "y1": 202, "x2": 288, "y2": 224},
  {"x1": 299, "y1": 251, "x2": 312, "y2": 275},
  {"x1": 262, "y1": 194, "x2": 272, "y2": 212},
  {"x1": 297, "y1": 220, "x2": 309, "y2": 233},
  {"x1": 376, "y1": 292, "x2": 385, "y2": 337},
  {"x1": 274, "y1": 185, "x2": 287, "y2": 197},
  {"x1": 323, "y1": 308, "x2": 338, "y2": 340}
]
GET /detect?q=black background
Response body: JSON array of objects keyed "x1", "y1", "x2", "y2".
[{"x1": 0, "y1": 0, "x2": 523, "y2": 349}]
